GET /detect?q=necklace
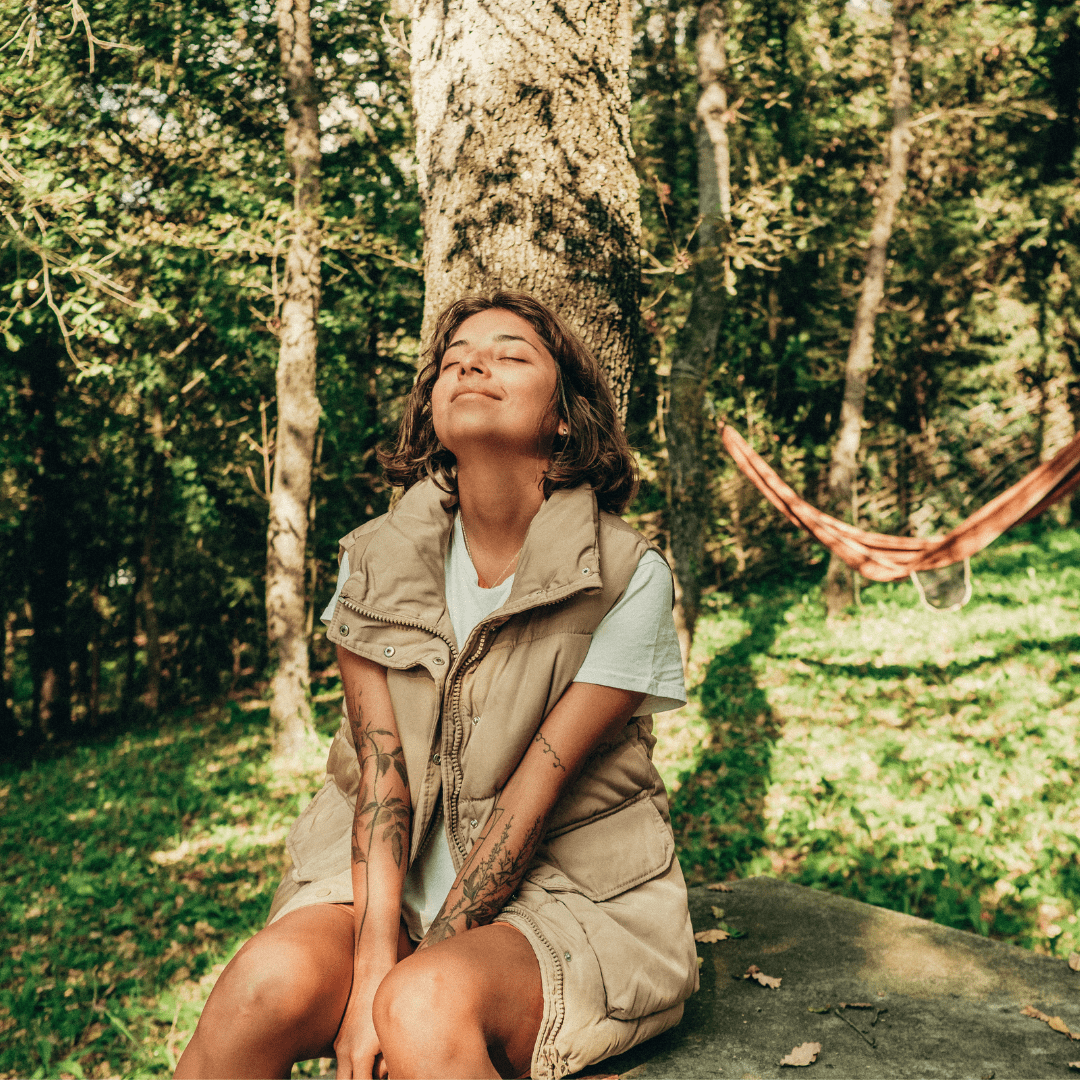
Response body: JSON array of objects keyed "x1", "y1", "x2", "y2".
[{"x1": 459, "y1": 515, "x2": 522, "y2": 588}]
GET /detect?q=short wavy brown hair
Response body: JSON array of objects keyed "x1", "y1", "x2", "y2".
[{"x1": 379, "y1": 292, "x2": 638, "y2": 514}]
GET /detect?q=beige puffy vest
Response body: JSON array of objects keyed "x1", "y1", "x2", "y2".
[{"x1": 269, "y1": 478, "x2": 679, "y2": 921}]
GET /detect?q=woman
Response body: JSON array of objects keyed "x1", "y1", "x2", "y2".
[{"x1": 176, "y1": 292, "x2": 698, "y2": 1080}]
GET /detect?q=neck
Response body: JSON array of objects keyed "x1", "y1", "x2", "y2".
[{"x1": 455, "y1": 453, "x2": 548, "y2": 577}]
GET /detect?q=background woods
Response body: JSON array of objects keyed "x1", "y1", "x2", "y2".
[{"x1": 1, "y1": 0, "x2": 1079, "y2": 1075}]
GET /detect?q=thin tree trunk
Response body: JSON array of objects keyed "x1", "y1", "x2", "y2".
[
  {"x1": 268, "y1": 0, "x2": 322, "y2": 758},
  {"x1": 409, "y1": 0, "x2": 641, "y2": 420},
  {"x1": 665, "y1": 0, "x2": 731, "y2": 664},
  {"x1": 825, "y1": 0, "x2": 918, "y2": 618},
  {"x1": 25, "y1": 334, "x2": 71, "y2": 743},
  {"x1": 139, "y1": 400, "x2": 165, "y2": 712}
]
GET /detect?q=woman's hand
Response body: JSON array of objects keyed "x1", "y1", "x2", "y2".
[{"x1": 333, "y1": 978, "x2": 386, "y2": 1080}]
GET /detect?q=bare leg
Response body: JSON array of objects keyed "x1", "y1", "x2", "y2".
[
  {"x1": 175, "y1": 905, "x2": 414, "y2": 1080},
  {"x1": 373, "y1": 921, "x2": 543, "y2": 1080}
]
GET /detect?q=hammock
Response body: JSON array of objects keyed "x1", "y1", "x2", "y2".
[{"x1": 720, "y1": 421, "x2": 1080, "y2": 584}]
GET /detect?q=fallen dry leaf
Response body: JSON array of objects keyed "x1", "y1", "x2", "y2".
[
  {"x1": 744, "y1": 964, "x2": 782, "y2": 989},
  {"x1": 1021, "y1": 1005, "x2": 1080, "y2": 1039},
  {"x1": 1068, "y1": 1062, "x2": 1080, "y2": 1071},
  {"x1": 838, "y1": 1002, "x2": 873, "y2": 1009},
  {"x1": 780, "y1": 1042, "x2": 821, "y2": 1067},
  {"x1": 1069, "y1": 953, "x2": 1080, "y2": 972},
  {"x1": 707, "y1": 881, "x2": 734, "y2": 892},
  {"x1": 711, "y1": 905, "x2": 726, "y2": 919},
  {"x1": 695, "y1": 928, "x2": 731, "y2": 943}
]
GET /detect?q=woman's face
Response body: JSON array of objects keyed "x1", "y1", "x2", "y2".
[{"x1": 431, "y1": 308, "x2": 560, "y2": 462}]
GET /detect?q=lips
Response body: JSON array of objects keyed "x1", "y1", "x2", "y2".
[{"x1": 451, "y1": 385, "x2": 500, "y2": 402}]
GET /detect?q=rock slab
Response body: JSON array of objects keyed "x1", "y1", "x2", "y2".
[{"x1": 580, "y1": 877, "x2": 1079, "y2": 1079}]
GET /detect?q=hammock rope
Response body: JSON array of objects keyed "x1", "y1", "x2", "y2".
[{"x1": 719, "y1": 421, "x2": 1080, "y2": 584}]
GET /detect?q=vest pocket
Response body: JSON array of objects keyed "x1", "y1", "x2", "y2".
[{"x1": 527, "y1": 792, "x2": 674, "y2": 901}]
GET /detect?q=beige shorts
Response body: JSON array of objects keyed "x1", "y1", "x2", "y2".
[{"x1": 497, "y1": 857, "x2": 698, "y2": 1080}]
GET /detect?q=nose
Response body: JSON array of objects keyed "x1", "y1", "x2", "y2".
[{"x1": 457, "y1": 349, "x2": 490, "y2": 376}]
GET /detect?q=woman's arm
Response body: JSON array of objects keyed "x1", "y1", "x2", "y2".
[
  {"x1": 334, "y1": 644, "x2": 411, "y2": 1079},
  {"x1": 418, "y1": 682, "x2": 645, "y2": 949}
]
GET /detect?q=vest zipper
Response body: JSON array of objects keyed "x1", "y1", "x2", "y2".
[{"x1": 443, "y1": 584, "x2": 595, "y2": 861}]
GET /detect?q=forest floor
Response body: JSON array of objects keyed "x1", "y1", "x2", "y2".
[{"x1": 2, "y1": 525, "x2": 1078, "y2": 1079}]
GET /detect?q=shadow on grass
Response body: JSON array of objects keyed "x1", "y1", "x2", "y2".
[{"x1": 670, "y1": 591, "x2": 794, "y2": 883}]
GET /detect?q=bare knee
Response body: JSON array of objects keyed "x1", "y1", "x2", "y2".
[
  {"x1": 198, "y1": 935, "x2": 327, "y2": 1041},
  {"x1": 373, "y1": 956, "x2": 483, "y2": 1068}
]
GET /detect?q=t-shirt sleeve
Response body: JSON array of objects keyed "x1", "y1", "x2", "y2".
[
  {"x1": 573, "y1": 549, "x2": 687, "y2": 715},
  {"x1": 319, "y1": 551, "x2": 351, "y2": 626}
]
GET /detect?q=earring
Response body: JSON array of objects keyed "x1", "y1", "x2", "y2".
[{"x1": 558, "y1": 424, "x2": 568, "y2": 437}]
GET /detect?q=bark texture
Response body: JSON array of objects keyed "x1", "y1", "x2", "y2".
[
  {"x1": 665, "y1": 1, "x2": 730, "y2": 662},
  {"x1": 825, "y1": 0, "x2": 917, "y2": 618},
  {"x1": 410, "y1": 0, "x2": 641, "y2": 420},
  {"x1": 268, "y1": 0, "x2": 322, "y2": 756}
]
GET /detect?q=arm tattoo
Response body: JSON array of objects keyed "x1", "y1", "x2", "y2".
[
  {"x1": 419, "y1": 804, "x2": 544, "y2": 950},
  {"x1": 347, "y1": 684, "x2": 410, "y2": 950},
  {"x1": 533, "y1": 730, "x2": 566, "y2": 773}
]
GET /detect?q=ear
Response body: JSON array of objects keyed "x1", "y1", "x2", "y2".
[{"x1": 558, "y1": 422, "x2": 569, "y2": 437}]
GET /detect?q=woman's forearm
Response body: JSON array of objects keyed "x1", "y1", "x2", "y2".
[
  {"x1": 418, "y1": 785, "x2": 544, "y2": 950},
  {"x1": 340, "y1": 649, "x2": 410, "y2": 976}
]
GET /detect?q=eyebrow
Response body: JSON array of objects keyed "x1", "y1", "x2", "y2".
[{"x1": 444, "y1": 333, "x2": 539, "y2": 354}]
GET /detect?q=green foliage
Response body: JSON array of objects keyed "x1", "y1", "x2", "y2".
[
  {"x1": 671, "y1": 526, "x2": 1080, "y2": 954},
  {"x1": 0, "y1": 698, "x2": 345, "y2": 1079}
]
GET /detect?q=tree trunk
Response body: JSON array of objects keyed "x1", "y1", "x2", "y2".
[
  {"x1": 25, "y1": 334, "x2": 71, "y2": 744},
  {"x1": 409, "y1": 0, "x2": 641, "y2": 421},
  {"x1": 139, "y1": 401, "x2": 165, "y2": 713},
  {"x1": 665, "y1": 0, "x2": 731, "y2": 664},
  {"x1": 268, "y1": 0, "x2": 322, "y2": 758},
  {"x1": 825, "y1": 0, "x2": 917, "y2": 618}
]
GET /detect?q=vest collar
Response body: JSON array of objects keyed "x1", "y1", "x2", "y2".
[{"x1": 340, "y1": 478, "x2": 603, "y2": 649}]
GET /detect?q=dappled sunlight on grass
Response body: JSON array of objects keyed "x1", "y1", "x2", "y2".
[
  {"x1": 671, "y1": 526, "x2": 1080, "y2": 959},
  {"x1": 0, "y1": 701, "x2": 338, "y2": 1079}
]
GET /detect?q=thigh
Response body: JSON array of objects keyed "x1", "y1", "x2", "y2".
[{"x1": 384, "y1": 920, "x2": 543, "y2": 1078}]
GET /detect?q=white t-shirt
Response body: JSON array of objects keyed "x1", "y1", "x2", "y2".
[{"x1": 321, "y1": 512, "x2": 686, "y2": 938}]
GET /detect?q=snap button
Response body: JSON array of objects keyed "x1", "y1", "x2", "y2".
[
  {"x1": 564, "y1": 952, "x2": 572, "y2": 962},
  {"x1": 470, "y1": 819, "x2": 478, "y2": 828},
  {"x1": 581, "y1": 567, "x2": 590, "y2": 575},
  {"x1": 432, "y1": 753, "x2": 440, "y2": 765},
  {"x1": 433, "y1": 657, "x2": 445, "y2": 665},
  {"x1": 472, "y1": 715, "x2": 480, "y2": 725},
  {"x1": 316, "y1": 888, "x2": 331, "y2": 897},
  {"x1": 339, "y1": 625, "x2": 350, "y2": 637},
  {"x1": 383, "y1": 646, "x2": 395, "y2": 658}
]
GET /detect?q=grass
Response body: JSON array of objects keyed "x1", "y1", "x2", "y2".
[
  {"x1": 0, "y1": 701, "x2": 344, "y2": 1080},
  {"x1": 665, "y1": 524, "x2": 1080, "y2": 955},
  {"x1": 2, "y1": 525, "x2": 1078, "y2": 1077}
]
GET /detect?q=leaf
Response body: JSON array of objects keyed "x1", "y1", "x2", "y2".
[
  {"x1": 1069, "y1": 953, "x2": 1080, "y2": 972},
  {"x1": 711, "y1": 906, "x2": 726, "y2": 919},
  {"x1": 707, "y1": 882, "x2": 733, "y2": 892},
  {"x1": 744, "y1": 964, "x2": 782, "y2": 989},
  {"x1": 780, "y1": 1042, "x2": 821, "y2": 1067},
  {"x1": 838, "y1": 1002, "x2": 873, "y2": 1009},
  {"x1": 1021, "y1": 1005, "x2": 1080, "y2": 1039},
  {"x1": 695, "y1": 928, "x2": 731, "y2": 942},
  {"x1": 808, "y1": 1005, "x2": 832, "y2": 1014},
  {"x1": 1068, "y1": 1063, "x2": 1080, "y2": 1071}
]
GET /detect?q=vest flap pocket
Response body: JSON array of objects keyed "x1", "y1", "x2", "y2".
[
  {"x1": 527, "y1": 794, "x2": 674, "y2": 902},
  {"x1": 286, "y1": 781, "x2": 353, "y2": 884}
]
